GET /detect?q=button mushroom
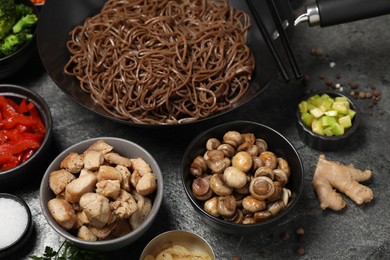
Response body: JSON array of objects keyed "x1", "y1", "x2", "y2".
[
  {"x1": 217, "y1": 143, "x2": 236, "y2": 158},
  {"x1": 206, "y1": 150, "x2": 230, "y2": 174},
  {"x1": 259, "y1": 151, "x2": 277, "y2": 169},
  {"x1": 273, "y1": 169, "x2": 288, "y2": 186},
  {"x1": 242, "y1": 195, "x2": 266, "y2": 213},
  {"x1": 192, "y1": 177, "x2": 213, "y2": 201},
  {"x1": 217, "y1": 195, "x2": 237, "y2": 217},
  {"x1": 254, "y1": 166, "x2": 274, "y2": 179},
  {"x1": 277, "y1": 157, "x2": 291, "y2": 178},
  {"x1": 249, "y1": 176, "x2": 275, "y2": 200},
  {"x1": 206, "y1": 138, "x2": 221, "y2": 151},
  {"x1": 190, "y1": 156, "x2": 208, "y2": 177},
  {"x1": 267, "y1": 200, "x2": 285, "y2": 216},
  {"x1": 255, "y1": 138, "x2": 268, "y2": 153},
  {"x1": 232, "y1": 151, "x2": 252, "y2": 172},
  {"x1": 223, "y1": 166, "x2": 247, "y2": 189},
  {"x1": 267, "y1": 181, "x2": 283, "y2": 201},
  {"x1": 254, "y1": 210, "x2": 272, "y2": 222},
  {"x1": 223, "y1": 131, "x2": 244, "y2": 148},
  {"x1": 204, "y1": 196, "x2": 220, "y2": 217},
  {"x1": 210, "y1": 173, "x2": 233, "y2": 196}
]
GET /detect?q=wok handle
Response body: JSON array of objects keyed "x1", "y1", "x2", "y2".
[{"x1": 296, "y1": 0, "x2": 390, "y2": 27}]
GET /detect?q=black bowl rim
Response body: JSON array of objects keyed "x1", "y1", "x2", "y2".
[
  {"x1": 0, "y1": 0, "x2": 39, "y2": 62},
  {"x1": 296, "y1": 90, "x2": 360, "y2": 141},
  {"x1": 0, "y1": 84, "x2": 53, "y2": 177},
  {"x1": 39, "y1": 137, "x2": 164, "y2": 248},
  {"x1": 0, "y1": 193, "x2": 32, "y2": 251},
  {"x1": 181, "y1": 120, "x2": 304, "y2": 231}
]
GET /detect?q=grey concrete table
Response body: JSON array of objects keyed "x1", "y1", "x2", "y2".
[{"x1": 2, "y1": 0, "x2": 390, "y2": 259}]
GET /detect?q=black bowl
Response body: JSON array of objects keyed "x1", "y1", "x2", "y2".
[
  {"x1": 181, "y1": 121, "x2": 304, "y2": 234},
  {"x1": 0, "y1": 0, "x2": 39, "y2": 79},
  {"x1": 0, "y1": 85, "x2": 53, "y2": 190},
  {"x1": 0, "y1": 193, "x2": 33, "y2": 258},
  {"x1": 36, "y1": 0, "x2": 296, "y2": 127},
  {"x1": 296, "y1": 90, "x2": 360, "y2": 151}
]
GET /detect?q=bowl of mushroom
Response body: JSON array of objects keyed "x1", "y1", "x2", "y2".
[
  {"x1": 40, "y1": 137, "x2": 163, "y2": 251},
  {"x1": 181, "y1": 121, "x2": 304, "y2": 234}
]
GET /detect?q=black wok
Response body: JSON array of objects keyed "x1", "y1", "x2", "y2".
[{"x1": 36, "y1": 0, "x2": 390, "y2": 127}]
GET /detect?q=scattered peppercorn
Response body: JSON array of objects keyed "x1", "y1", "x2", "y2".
[
  {"x1": 280, "y1": 231, "x2": 290, "y2": 241},
  {"x1": 231, "y1": 256, "x2": 241, "y2": 260},
  {"x1": 348, "y1": 81, "x2": 359, "y2": 89},
  {"x1": 325, "y1": 79, "x2": 333, "y2": 86},
  {"x1": 296, "y1": 247, "x2": 305, "y2": 256}
]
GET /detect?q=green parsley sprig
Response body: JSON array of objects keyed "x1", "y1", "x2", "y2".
[{"x1": 30, "y1": 240, "x2": 107, "y2": 260}]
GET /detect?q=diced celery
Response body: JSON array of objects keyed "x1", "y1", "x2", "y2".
[
  {"x1": 309, "y1": 107, "x2": 324, "y2": 118},
  {"x1": 307, "y1": 94, "x2": 322, "y2": 107},
  {"x1": 311, "y1": 119, "x2": 324, "y2": 135},
  {"x1": 325, "y1": 110, "x2": 338, "y2": 116},
  {"x1": 299, "y1": 101, "x2": 308, "y2": 114},
  {"x1": 348, "y1": 109, "x2": 356, "y2": 120},
  {"x1": 330, "y1": 122, "x2": 345, "y2": 136},
  {"x1": 301, "y1": 112, "x2": 314, "y2": 127},
  {"x1": 339, "y1": 115, "x2": 352, "y2": 129},
  {"x1": 321, "y1": 116, "x2": 337, "y2": 127},
  {"x1": 323, "y1": 126, "x2": 334, "y2": 136},
  {"x1": 335, "y1": 96, "x2": 348, "y2": 102},
  {"x1": 332, "y1": 101, "x2": 349, "y2": 114}
]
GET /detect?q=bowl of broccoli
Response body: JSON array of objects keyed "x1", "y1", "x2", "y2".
[{"x1": 0, "y1": 0, "x2": 38, "y2": 79}]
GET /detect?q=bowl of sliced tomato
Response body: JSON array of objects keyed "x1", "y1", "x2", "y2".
[{"x1": 0, "y1": 84, "x2": 52, "y2": 190}]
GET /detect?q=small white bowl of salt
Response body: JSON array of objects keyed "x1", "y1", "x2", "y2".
[{"x1": 0, "y1": 193, "x2": 33, "y2": 258}]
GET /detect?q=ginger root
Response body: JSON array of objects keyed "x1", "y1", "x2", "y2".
[{"x1": 312, "y1": 154, "x2": 374, "y2": 211}]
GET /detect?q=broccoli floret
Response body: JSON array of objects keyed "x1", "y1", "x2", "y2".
[
  {"x1": 12, "y1": 13, "x2": 37, "y2": 33},
  {"x1": 0, "y1": 0, "x2": 16, "y2": 40},
  {"x1": 0, "y1": 31, "x2": 32, "y2": 57},
  {"x1": 15, "y1": 3, "x2": 33, "y2": 19}
]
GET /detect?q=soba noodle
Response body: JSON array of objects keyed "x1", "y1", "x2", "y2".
[{"x1": 64, "y1": 0, "x2": 255, "y2": 124}]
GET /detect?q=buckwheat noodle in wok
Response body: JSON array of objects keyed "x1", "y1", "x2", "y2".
[{"x1": 64, "y1": 0, "x2": 255, "y2": 125}]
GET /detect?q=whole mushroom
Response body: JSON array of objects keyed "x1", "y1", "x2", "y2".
[
  {"x1": 223, "y1": 166, "x2": 247, "y2": 189},
  {"x1": 210, "y1": 173, "x2": 233, "y2": 196},
  {"x1": 249, "y1": 176, "x2": 275, "y2": 200},
  {"x1": 232, "y1": 151, "x2": 253, "y2": 172},
  {"x1": 217, "y1": 195, "x2": 237, "y2": 218},
  {"x1": 192, "y1": 177, "x2": 213, "y2": 201}
]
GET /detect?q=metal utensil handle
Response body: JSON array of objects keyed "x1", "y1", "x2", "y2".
[
  {"x1": 296, "y1": 0, "x2": 390, "y2": 27},
  {"x1": 318, "y1": 0, "x2": 390, "y2": 26}
]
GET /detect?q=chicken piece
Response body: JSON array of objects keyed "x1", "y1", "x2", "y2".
[
  {"x1": 49, "y1": 169, "x2": 76, "y2": 195},
  {"x1": 60, "y1": 152, "x2": 84, "y2": 173},
  {"x1": 97, "y1": 165, "x2": 123, "y2": 182},
  {"x1": 129, "y1": 191, "x2": 152, "y2": 230},
  {"x1": 74, "y1": 211, "x2": 90, "y2": 229},
  {"x1": 116, "y1": 165, "x2": 131, "y2": 192},
  {"x1": 87, "y1": 140, "x2": 114, "y2": 155},
  {"x1": 110, "y1": 190, "x2": 138, "y2": 219},
  {"x1": 111, "y1": 219, "x2": 132, "y2": 238},
  {"x1": 77, "y1": 225, "x2": 97, "y2": 241},
  {"x1": 131, "y1": 157, "x2": 152, "y2": 176},
  {"x1": 136, "y1": 172, "x2": 157, "y2": 196},
  {"x1": 79, "y1": 193, "x2": 113, "y2": 229},
  {"x1": 65, "y1": 173, "x2": 97, "y2": 203},
  {"x1": 47, "y1": 198, "x2": 76, "y2": 230},
  {"x1": 130, "y1": 170, "x2": 142, "y2": 188},
  {"x1": 79, "y1": 168, "x2": 95, "y2": 178},
  {"x1": 89, "y1": 222, "x2": 116, "y2": 240},
  {"x1": 83, "y1": 150, "x2": 104, "y2": 171},
  {"x1": 96, "y1": 180, "x2": 121, "y2": 199},
  {"x1": 104, "y1": 152, "x2": 132, "y2": 168}
]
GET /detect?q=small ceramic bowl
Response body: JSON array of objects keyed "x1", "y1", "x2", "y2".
[
  {"x1": 181, "y1": 121, "x2": 304, "y2": 234},
  {"x1": 296, "y1": 90, "x2": 360, "y2": 151},
  {"x1": 0, "y1": 84, "x2": 53, "y2": 190},
  {"x1": 140, "y1": 230, "x2": 215, "y2": 260},
  {"x1": 40, "y1": 137, "x2": 164, "y2": 251},
  {"x1": 0, "y1": 0, "x2": 39, "y2": 79},
  {"x1": 0, "y1": 193, "x2": 33, "y2": 258}
]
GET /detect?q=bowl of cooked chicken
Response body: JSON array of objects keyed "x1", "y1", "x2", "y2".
[{"x1": 39, "y1": 137, "x2": 163, "y2": 251}]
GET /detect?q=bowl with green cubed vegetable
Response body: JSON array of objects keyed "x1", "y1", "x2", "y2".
[
  {"x1": 296, "y1": 90, "x2": 360, "y2": 151},
  {"x1": 0, "y1": 0, "x2": 39, "y2": 79}
]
